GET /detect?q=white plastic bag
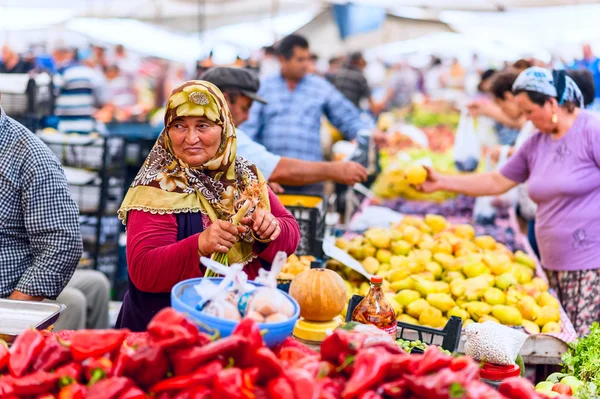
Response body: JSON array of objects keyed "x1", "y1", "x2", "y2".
[
  {"x1": 464, "y1": 322, "x2": 528, "y2": 365},
  {"x1": 492, "y1": 146, "x2": 519, "y2": 209},
  {"x1": 454, "y1": 111, "x2": 481, "y2": 172},
  {"x1": 238, "y1": 252, "x2": 295, "y2": 323},
  {"x1": 195, "y1": 260, "x2": 245, "y2": 321}
]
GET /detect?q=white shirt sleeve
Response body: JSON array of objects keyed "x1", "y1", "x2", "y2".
[{"x1": 236, "y1": 128, "x2": 281, "y2": 181}]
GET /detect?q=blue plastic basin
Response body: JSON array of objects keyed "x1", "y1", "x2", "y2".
[{"x1": 171, "y1": 278, "x2": 299, "y2": 347}]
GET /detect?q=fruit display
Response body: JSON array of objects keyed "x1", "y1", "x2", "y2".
[
  {"x1": 0, "y1": 308, "x2": 567, "y2": 399},
  {"x1": 332, "y1": 215, "x2": 562, "y2": 333},
  {"x1": 373, "y1": 149, "x2": 457, "y2": 201},
  {"x1": 406, "y1": 102, "x2": 461, "y2": 129},
  {"x1": 277, "y1": 255, "x2": 317, "y2": 281},
  {"x1": 535, "y1": 373, "x2": 594, "y2": 398},
  {"x1": 556, "y1": 323, "x2": 600, "y2": 398}
]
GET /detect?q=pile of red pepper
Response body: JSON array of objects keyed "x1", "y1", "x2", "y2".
[{"x1": 0, "y1": 308, "x2": 572, "y2": 399}]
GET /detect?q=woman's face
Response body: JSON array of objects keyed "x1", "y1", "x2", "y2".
[
  {"x1": 515, "y1": 92, "x2": 556, "y2": 133},
  {"x1": 168, "y1": 116, "x2": 223, "y2": 167},
  {"x1": 495, "y1": 92, "x2": 522, "y2": 120}
]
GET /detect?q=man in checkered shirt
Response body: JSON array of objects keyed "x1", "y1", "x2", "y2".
[{"x1": 0, "y1": 105, "x2": 82, "y2": 302}]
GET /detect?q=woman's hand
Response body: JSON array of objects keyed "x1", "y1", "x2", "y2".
[
  {"x1": 240, "y1": 209, "x2": 281, "y2": 242},
  {"x1": 198, "y1": 220, "x2": 247, "y2": 256},
  {"x1": 416, "y1": 166, "x2": 446, "y2": 194}
]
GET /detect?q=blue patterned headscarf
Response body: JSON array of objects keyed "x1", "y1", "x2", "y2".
[{"x1": 512, "y1": 67, "x2": 584, "y2": 108}]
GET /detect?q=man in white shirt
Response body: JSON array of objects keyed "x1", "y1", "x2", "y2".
[{"x1": 201, "y1": 67, "x2": 368, "y2": 189}]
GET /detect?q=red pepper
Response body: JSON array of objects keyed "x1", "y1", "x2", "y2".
[
  {"x1": 84, "y1": 357, "x2": 113, "y2": 384},
  {"x1": 254, "y1": 347, "x2": 285, "y2": 383},
  {"x1": 172, "y1": 386, "x2": 212, "y2": 399},
  {"x1": 362, "y1": 341, "x2": 406, "y2": 355},
  {"x1": 317, "y1": 377, "x2": 345, "y2": 399},
  {"x1": 3, "y1": 370, "x2": 59, "y2": 396},
  {"x1": 403, "y1": 368, "x2": 462, "y2": 399},
  {"x1": 286, "y1": 368, "x2": 315, "y2": 399},
  {"x1": 279, "y1": 348, "x2": 313, "y2": 367},
  {"x1": 288, "y1": 355, "x2": 321, "y2": 376},
  {"x1": 233, "y1": 318, "x2": 264, "y2": 352},
  {"x1": 357, "y1": 392, "x2": 382, "y2": 399},
  {"x1": 112, "y1": 344, "x2": 136, "y2": 377},
  {"x1": 147, "y1": 308, "x2": 198, "y2": 350},
  {"x1": 267, "y1": 376, "x2": 295, "y2": 399},
  {"x1": 498, "y1": 377, "x2": 541, "y2": 399},
  {"x1": 448, "y1": 356, "x2": 480, "y2": 382},
  {"x1": 35, "y1": 395, "x2": 57, "y2": 399},
  {"x1": 212, "y1": 368, "x2": 255, "y2": 399},
  {"x1": 232, "y1": 318, "x2": 264, "y2": 367},
  {"x1": 0, "y1": 340, "x2": 9, "y2": 373},
  {"x1": 196, "y1": 332, "x2": 212, "y2": 347},
  {"x1": 465, "y1": 380, "x2": 508, "y2": 399},
  {"x1": 32, "y1": 335, "x2": 72, "y2": 372},
  {"x1": 58, "y1": 383, "x2": 87, "y2": 399},
  {"x1": 342, "y1": 348, "x2": 390, "y2": 399},
  {"x1": 386, "y1": 354, "x2": 419, "y2": 379},
  {"x1": 169, "y1": 335, "x2": 248, "y2": 376},
  {"x1": 149, "y1": 360, "x2": 222, "y2": 394},
  {"x1": 122, "y1": 345, "x2": 169, "y2": 390},
  {"x1": 379, "y1": 379, "x2": 408, "y2": 399},
  {"x1": 86, "y1": 376, "x2": 134, "y2": 399},
  {"x1": 55, "y1": 362, "x2": 84, "y2": 387},
  {"x1": 9, "y1": 329, "x2": 45, "y2": 377},
  {"x1": 0, "y1": 378, "x2": 15, "y2": 397},
  {"x1": 320, "y1": 330, "x2": 365, "y2": 366},
  {"x1": 274, "y1": 337, "x2": 318, "y2": 358},
  {"x1": 413, "y1": 346, "x2": 453, "y2": 376},
  {"x1": 70, "y1": 329, "x2": 129, "y2": 361},
  {"x1": 117, "y1": 386, "x2": 148, "y2": 399},
  {"x1": 55, "y1": 330, "x2": 76, "y2": 342},
  {"x1": 124, "y1": 332, "x2": 150, "y2": 349}
]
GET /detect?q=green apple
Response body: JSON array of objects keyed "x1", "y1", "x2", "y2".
[
  {"x1": 535, "y1": 381, "x2": 555, "y2": 392},
  {"x1": 547, "y1": 372, "x2": 567, "y2": 384},
  {"x1": 560, "y1": 376, "x2": 584, "y2": 393}
]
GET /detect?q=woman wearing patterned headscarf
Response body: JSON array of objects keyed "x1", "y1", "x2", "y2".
[
  {"x1": 420, "y1": 67, "x2": 600, "y2": 336},
  {"x1": 116, "y1": 81, "x2": 300, "y2": 331}
]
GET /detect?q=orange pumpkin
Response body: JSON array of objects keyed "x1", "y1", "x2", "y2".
[{"x1": 289, "y1": 268, "x2": 347, "y2": 321}]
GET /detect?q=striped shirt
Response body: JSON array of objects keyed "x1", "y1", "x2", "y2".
[{"x1": 54, "y1": 64, "x2": 106, "y2": 134}]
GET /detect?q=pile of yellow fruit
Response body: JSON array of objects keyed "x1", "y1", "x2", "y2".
[
  {"x1": 277, "y1": 255, "x2": 317, "y2": 280},
  {"x1": 333, "y1": 215, "x2": 562, "y2": 334},
  {"x1": 372, "y1": 149, "x2": 458, "y2": 201}
]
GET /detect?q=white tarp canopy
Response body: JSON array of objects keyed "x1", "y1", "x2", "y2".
[
  {"x1": 2, "y1": 0, "x2": 600, "y2": 60},
  {"x1": 295, "y1": 10, "x2": 453, "y2": 59},
  {"x1": 3, "y1": 0, "x2": 600, "y2": 31}
]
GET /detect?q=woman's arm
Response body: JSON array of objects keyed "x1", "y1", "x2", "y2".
[
  {"x1": 126, "y1": 211, "x2": 202, "y2": 293},
  {"x1": 420, "y1": 169, "x2": 519, "y2": 197},
  {"x1": 254, "y1": 190, "x2": 301, "y2": 262}
]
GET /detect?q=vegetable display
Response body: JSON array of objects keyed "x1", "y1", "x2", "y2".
[
  {"x1": 0, "y1": 307, "x2": 574, "y2": 399},
  {"x1": 559, "y1": 323, "x2": 600, "y2": 398},
  {"x1": 333, "y1": 215, "x2": 562, "y2": 334}
]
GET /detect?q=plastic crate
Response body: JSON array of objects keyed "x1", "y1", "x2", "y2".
[
  {"x1": 346, "y1": 294, "x2": 463, "y2": 353},
  {"x1": 278, "y1": 194, "x2": 326, "y2": 257}
]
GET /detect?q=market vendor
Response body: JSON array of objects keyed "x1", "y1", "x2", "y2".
[
  {"x1": 116, "y1": 80, "x2": 300, "y2": 331},
  {"x1": 420, "y1": 67, "x2": 600, "y2": 336},
  {"x1": 201, "y1": 67, "x2": 368, "y2": 189}
]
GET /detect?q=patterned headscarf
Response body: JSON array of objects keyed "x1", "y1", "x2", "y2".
[
  {"x1": 512, "y1": 67, "x2": 584, "y2": 108},
  {"x1": 118, "y1": 80, "x2": 270, "y2": 265}
]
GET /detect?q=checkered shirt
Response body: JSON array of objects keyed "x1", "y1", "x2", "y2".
[
  {"x1": 0, "y1": 107, "x2": 82, "y2": 299},
  {"x1": 240, "y1": 74, "x2": 373, "y2": 161}
]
